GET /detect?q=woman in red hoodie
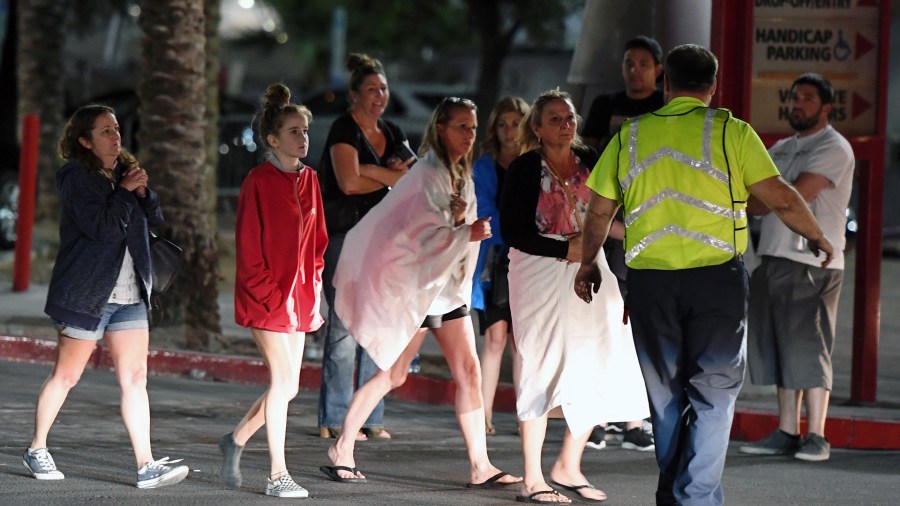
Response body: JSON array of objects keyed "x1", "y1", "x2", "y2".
[{"x1": 218, "y1": 83, "x2": 327, "y2": 499}]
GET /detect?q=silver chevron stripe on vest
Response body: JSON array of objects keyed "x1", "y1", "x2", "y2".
[
  {"x1": 624, "y1": 188, "x2": 747, "y2": 227},
  {"x1": 621, "y1": 109, "x2": 725, "y2": 192},
  {"x1": 623, "y1": 108, "x2": 739, "y2": 260},
  {"x1": 625, "y1": 224, "x2": 736, "y2": 263}
]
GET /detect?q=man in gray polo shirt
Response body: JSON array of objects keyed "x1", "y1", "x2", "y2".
[{"x1": 740, "y1": 73, "x2": 854, "y2": 462}]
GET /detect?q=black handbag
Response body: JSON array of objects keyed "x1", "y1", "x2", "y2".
[
  {"x1": 490, "y1": 246, "x2": 510, "y2": 308},
  {"x1": 149, "y1": 232, "x2": 183, "y2": 295}
]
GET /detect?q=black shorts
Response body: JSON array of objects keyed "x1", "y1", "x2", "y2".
[
  {"x1": 420, "y1": 305, "x2": 469, "y2": 329},
  {"x1": 476, "y1": 305, "x2": 512, "y2": 335}
]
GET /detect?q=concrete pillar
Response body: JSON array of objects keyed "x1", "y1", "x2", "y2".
[
  {"x1": 656, "y1": 0, "x2": 711, "y2": 51},
  {"x1": 567, "y1": 0, "x2": 657, "y2": 111},
  {"x1": 568, "y1": 0, "x2": 712, "y2": 112}
]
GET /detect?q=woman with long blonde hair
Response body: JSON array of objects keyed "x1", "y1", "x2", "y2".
[
  {"x1": 320, "y1": 97, "x2": 520, "y2": 490},
  {"x1": 470, "y1": 97, "x2": 530, "y2": 435}
]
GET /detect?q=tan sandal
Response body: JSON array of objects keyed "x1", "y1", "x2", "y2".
[
  {"x1": 319, "y1": 427, "x2": 367, "y2": 441},
  {"x1": 361, "y1": 427, "x2": 392, "y2": 440}
]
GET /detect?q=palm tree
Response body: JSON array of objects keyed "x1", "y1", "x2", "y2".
[
  {"x1": 16, "y1": 0, "x2": 66, "y2": 221},
  {"x1": 138, "y1": 0, "x2": 222, "y2": 350}
]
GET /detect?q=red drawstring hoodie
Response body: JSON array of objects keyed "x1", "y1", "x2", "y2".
[{"x1": 234, "y1": 160, "x2": 327, "y2": 332}]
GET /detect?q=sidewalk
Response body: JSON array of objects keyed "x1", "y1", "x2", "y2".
[{"x1": 2, "y1": 250, "x2": 899, "y2": 449}]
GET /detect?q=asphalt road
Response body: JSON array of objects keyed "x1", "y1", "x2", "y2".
[{"x1": 1, "y1": 360, "x2": 899, "y2": 505}]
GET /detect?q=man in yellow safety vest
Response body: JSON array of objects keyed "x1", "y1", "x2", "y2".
[{"x1": 575, "y1": 44, "x2": 834, "y2": 506}]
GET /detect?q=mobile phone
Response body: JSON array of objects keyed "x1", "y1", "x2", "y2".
[{"x1": 395, "y1": 142, "x2": 417, "y2": 163}]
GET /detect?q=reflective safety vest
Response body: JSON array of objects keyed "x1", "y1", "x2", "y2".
[{"x1": 617, "y1": 106, "x2": 747, "y2": 270}]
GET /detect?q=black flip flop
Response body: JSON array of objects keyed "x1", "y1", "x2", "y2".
[
  {"x1": 466, "y1": 471, "x2": 520, "y2": 489},
  {"x1": 319, "y1": 465, "x2": 367, "y2": 484},
  {"x1": 515, "y1": 489, "x2": 568, "y2": 504},
  {"x1": 550, "y1": 480, "x2": 607, "y2": 502}
]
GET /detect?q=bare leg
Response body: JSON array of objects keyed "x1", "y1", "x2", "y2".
[
  {"x1": 777, "y1": 387, "x2": 803, "y2": 435},
  {"x1": 105, "y1": 330, "x2": 154, "y2": 468},
  {"x1": 803, "y1": 387, "x2": 830, "y2": 436},
  {"x1": 251, "y1": 329, "x2": 304, "y2": 477},
  {"x1": 328, "y1": 331, "x2": 427, "y2": 480},
  {"x1": 432, "y1": 316, "x2": 521, "y2": 486},
  {"x1": 549, "y1": 426, "x2": 607, "y2": 501},
  {"x1": 479, "y1": 320, "x2": 508, "y2": 432},
  {"x1": 231, "y1": 393, "x2": 267, "y2": 446},
  {"x1": 519, "y1": 415, "x2": 570, "y2": 503},
  {"x1": 30, "y1": 335, "x2": 97, "y2": 449}
]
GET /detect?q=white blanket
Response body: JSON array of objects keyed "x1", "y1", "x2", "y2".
[
  {"x1": 509, "y1": 243, "x2": 650, "y2": 437},
  {"x1": 334, "y1": 151, "x2": 479, "y2": 371}
]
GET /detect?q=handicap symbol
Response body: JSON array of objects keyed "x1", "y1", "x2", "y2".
[{"x1": 834, "y1": 30, "x2": 851, "y2": 61}]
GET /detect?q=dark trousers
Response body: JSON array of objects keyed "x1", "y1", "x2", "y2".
[{"x1": 627, "y1": 258, "x2": 748, "y2": 506}]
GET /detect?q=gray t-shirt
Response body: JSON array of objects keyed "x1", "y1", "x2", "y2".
[{"x1": 757, "y1": 125, "x2": 854, "y2": 270}]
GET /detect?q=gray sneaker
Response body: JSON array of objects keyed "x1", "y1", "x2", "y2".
[
  {"x1": 266, "y1": 473, "x2": 309, "y2": 498},
  {"x1": 219, "y1": 433, "x2": 244, "y2": 489},
  {"x1": 23, "y1": 448, "x2": 65, "y2": 480},
  {"x1": 136, "y1": 457, "x2": 189, "y2": 489},
  {"x1": 739, "y1": 429, "x2": 802, "y2": 455},
  {"x1": 795, "y1": 433, "x2": 831, "y2": 462}
]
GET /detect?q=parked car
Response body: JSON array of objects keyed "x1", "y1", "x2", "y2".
[
  {"x1": 0, "y1": 90, "x2": 260, "y2": 250},
  {"x1": 299, "y1": 83, "x2": 475, "y2": 165},
  {"x1": 0, "y1": 84, "x2": 478, "y2": 249},
  {"x1": 65, "y1": 89, "x2": 260, "y2": 195}
]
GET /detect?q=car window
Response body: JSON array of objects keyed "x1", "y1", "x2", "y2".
[{"x1": 303, "y1": 90, "x2": 349, "y2": 117}]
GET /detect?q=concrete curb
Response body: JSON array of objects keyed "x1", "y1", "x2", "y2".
[{"x1": 3, "y1": 335, "x2": 898, "y2": 450}]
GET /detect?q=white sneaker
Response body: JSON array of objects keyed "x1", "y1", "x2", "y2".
[{"x1": 266, "y1": 473, "x2": 309, "y2": 498}]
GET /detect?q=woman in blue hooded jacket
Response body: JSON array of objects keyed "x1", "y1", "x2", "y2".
[
  {"x1": 471, "y1": 97, "x2": 529, "y2": 435},
  {"x1": 23, "y1": 105, "x2": 189, "y2": 490}
]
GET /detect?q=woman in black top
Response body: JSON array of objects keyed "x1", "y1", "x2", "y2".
[{"x1": 317, "y1": 53, "x2": 415, "y2": 441}]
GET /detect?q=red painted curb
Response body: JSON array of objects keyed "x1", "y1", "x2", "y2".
[
  {"x1": 730, "y1": 409, "x2": 900, "y2": 450},
  {"x1": 3, "y1": 335, "x2": 898, "y2": 449},
  {"x1": 0, "y1": 335, "x2": 473, "y2": 407}
]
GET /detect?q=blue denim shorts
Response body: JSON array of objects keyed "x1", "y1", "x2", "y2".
[{"x1": 53, "y1": 302, "x2": 149, "y2": 341}]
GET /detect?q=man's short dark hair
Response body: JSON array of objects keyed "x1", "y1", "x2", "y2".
[
  {"x1": 624, "y1": 36, "x2": 663, "y2": 65},
  {"x1": 664, "y1": 44, "x2": 718, "y2": 93},
  {"x1": 792, "y1": 73, "x2": 835, "y2": 105}
]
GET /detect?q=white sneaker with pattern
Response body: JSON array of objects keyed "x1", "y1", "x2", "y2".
[{"x1": 266, "y1": 473, "x2": 309, "y2": 498}]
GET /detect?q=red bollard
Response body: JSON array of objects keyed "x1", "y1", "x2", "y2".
[{"x1": 13, "y1": 114, "x2": 40, "y2": 292}]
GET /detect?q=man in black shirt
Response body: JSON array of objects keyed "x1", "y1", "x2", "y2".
[
  {"x1": 582, "y1": 35, "x2": 665, "y2": 295},
  {"x1": 582, "y1": 36, "x2": 664, "y2": 152},
  {"x1": 580, "y1": 35, "x2": 664, "y2": 453}
]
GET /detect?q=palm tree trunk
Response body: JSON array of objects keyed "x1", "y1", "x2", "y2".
[
  {"x1": 138, "y1": 0, "x2": 221, "y2": 350},
  {"x1": 17, "y1": 0, "x2": 65, "y2": 222},
  {"x1": 202, "y1": 0, "x2": 227, "y2": 350}
]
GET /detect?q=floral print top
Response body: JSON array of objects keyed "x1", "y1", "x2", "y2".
[{"x1": 535, "y1": 155, "x2": 592, "y2": 237}]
